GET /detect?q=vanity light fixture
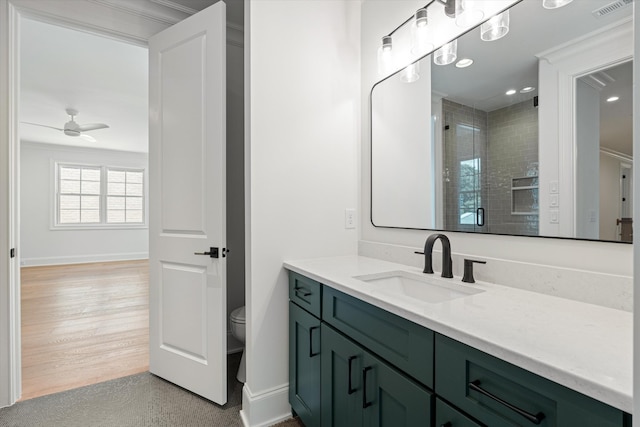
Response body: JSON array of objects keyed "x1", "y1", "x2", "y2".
[
  {"x1": 401, "y1": 62, "x2": 421, "y2": 83},
  {"x1": 454, "y1": 0, "x2": 485, "y2": 28},
  {"x1": 481, "y1": 10, "x2": 510, "y2": 41},
  {"x1": 607, "y1": 96, "x2": 620, "y2": 102},
  {"x1": 542, "y1": 0, "x2": 574, "y2": 9},
  {"x1": 520, "y1": 86, "x2": 535, "y2": 93},
  {"x1": 411, "y1": 8, "x2": 435, "y2": 55},
  {"x1": 434, "y1": 39, "x2": 458, "y2": 66},
  {"x1": 455, "y1": 58, "x2": 473, "y2": 68},
  {"x1": 506, "y1": 89, "x2": 517, "y2": 95},
  {"x1": 377, "y1": 35, "x2": 393, "y2": 75}
]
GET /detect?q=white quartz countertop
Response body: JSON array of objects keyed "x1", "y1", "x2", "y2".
[{"x1": 283, "y1": 255, "x2": 632, "y2": 413}]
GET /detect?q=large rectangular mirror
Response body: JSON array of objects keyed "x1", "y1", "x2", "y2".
[{"x1": 371, "y1": 0, "x2": 633, "y2": 242}]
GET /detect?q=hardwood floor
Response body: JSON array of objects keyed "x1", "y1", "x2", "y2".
[{"x1": 20, "y1": 260, "x2": 149, "y2": 401}]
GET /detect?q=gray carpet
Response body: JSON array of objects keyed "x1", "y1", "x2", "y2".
[{"x1": 0, "y1": 353, "x2": 247, "y2": 427}]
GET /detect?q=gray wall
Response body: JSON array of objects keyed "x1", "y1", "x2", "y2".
[{"x1": 486, "y1": 98, "x2": 539, "y2": 235}]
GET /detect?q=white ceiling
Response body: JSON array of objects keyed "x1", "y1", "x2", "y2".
[
  {"x1": 19, "y1": 0, "x2": 241, "y2": 154},
  {"x1": 20, "y1": 17, "x2": 149, "y2": 153}
]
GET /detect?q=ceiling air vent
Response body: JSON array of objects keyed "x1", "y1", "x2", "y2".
[{"x1": 592, "y1": 0, "x2": 633, "y2": 18}]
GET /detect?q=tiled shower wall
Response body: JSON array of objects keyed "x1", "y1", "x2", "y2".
[
  {"x1": 486, "y1": 98, "x2": 539, "y2": 235},
  {"x1": 443, "y1": 99, "x2": 488, "y2": 232},
  {"x1": 442, "y1": 98, "x2": 539, "y2": 235}
]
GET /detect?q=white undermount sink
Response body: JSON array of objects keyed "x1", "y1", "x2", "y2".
[{"x1": 353, "y1": 270, "x2": 484, "y2": 305}]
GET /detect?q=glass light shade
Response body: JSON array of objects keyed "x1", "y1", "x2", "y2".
[
  {"x1": 410, "y1": 9, "x2": 434, "y2": 56},
  {"x1": 542, "y1": 0, "x2": 574, "y2": 9},
  {"x1": 377, "y1": 36, "x2": 393, "y2": 76},
  {"x1": 455, "y1": 0, "x2": 484, "y2": 28},
  {"x1": 433, "y1": 40, "x2": 457, "y2": 66},
  {"x1": 481, "y1": 10, "x2": 509, "y2": 41},
  {"x1": 400, "y1": 62, "x2": 420, "y2": 83}
]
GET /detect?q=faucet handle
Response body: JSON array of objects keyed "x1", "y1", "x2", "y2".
[{"x1": 462, "y1": 259, "x2": 486, "y2": 283}]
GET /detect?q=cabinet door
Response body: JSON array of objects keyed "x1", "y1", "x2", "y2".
[
  {"x1": 289, "y1": 302, "x2": 321, "y2": 427},
  {"x1": 362, "y1": 351, "x2": 433, "y2": 427},
  {"x1": 322, "y1": 324, "x2": 433, "y2": 427},
  {"x1": 321, "y1": 324, "x2": 364, "y2": 427}
]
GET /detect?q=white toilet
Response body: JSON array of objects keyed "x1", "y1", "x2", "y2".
[{"x1": 230, "y1": 306, "x2": 246, "y2": 383}]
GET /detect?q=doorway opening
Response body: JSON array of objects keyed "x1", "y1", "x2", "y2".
[{"x1": 19, "y1": 16, "x2": 150, "y2": 400}]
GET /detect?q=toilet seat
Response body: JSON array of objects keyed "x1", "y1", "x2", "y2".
[{"x1": 230, "y1": 306, "x2": 245, "y2": 324}]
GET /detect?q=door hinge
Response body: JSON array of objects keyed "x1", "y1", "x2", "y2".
[{"x1": 10, "y1": 248, "x2": 15, "y2": 258}]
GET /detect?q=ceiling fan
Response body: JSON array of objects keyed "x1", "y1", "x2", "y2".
[{"x1": 22, "y1": 108, "x2": 109, "y2": 143}]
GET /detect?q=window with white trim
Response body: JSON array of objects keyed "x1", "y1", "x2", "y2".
[
  {"x1": 58, "y1": 165, "x2": 102, "y2": 224},
  {"x1": 107, "y1": 169, "x2": 144, "y2": 224},
  {"x1": 56, "y1": 163, "x2": 145, "y2": 227}
]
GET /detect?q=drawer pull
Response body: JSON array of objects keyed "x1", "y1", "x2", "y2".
[
  {"x1": 309, "y1": 326, "x2": 320, "y2": 357},
  {"x1": 347, "y1": 356, "x2": 357, "y2": 394},
  {"x1": 294, "y1": 287, "x2": 312, "y2": 297},
  {"x1": 362, "y1": 366, "x2": 373, "y2": 408},
  {"x1": 469, "y1": 380, "x2": 546, "y2": 425}
]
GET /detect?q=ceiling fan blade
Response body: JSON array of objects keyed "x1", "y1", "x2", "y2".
[
  {"x1": 21, "y1": 122, "x2": 64, "y2": 131},
  {"x1": 80, "y1": 134, "x2": 97, "y2": 143},
  {"x1": 78, "y1": 123, "x2": 109, "y2": 132}
]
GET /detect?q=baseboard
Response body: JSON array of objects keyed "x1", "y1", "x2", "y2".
[
  {"x1": 20, "y1": 252, "x2": 149, "y2": 267},
  {"x1": 239, "y1": 383, "x2": 291, "y2": 427}
]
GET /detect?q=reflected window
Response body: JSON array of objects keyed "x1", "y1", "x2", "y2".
[{"x1": 459, "y1": 158, "x2": 481, "y2": 225}]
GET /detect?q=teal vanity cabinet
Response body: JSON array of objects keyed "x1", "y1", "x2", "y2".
[
  {"x1": 288, "y1": 270, "x2": 631, "y2": 427},
  {"x1": 289, "y1": 272, "x2": 433, "y2": 427},
  {"x1": 289, "y1": 273, "x2": 322, "y2": 427}
]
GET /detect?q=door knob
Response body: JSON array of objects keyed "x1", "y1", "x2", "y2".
[{"x1": 194, "y1": 247, "x2": 219, "y2": 258}]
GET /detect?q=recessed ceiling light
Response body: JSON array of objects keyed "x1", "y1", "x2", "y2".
[
  {"x1": 506, "y1": 89, "x2": 517, "y2": 95},
  {"x1": 520, "y1": 86, "x2": 535, "y2": 93},
  {"x1": 607, "y1": 96, "x2": 620, "y2": 103},
  {"x1": 455, "y1": 58, "x2": 474, "y2": 68}
]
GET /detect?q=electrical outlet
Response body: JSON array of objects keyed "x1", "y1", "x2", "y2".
[{"x1": 345, "y1": 209, "x2": 356, "y2": 229}]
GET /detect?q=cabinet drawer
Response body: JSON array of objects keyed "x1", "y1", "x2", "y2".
[
  {"x1": 435, "y1": 398, "x2": 483, "y2": 427},
  {"x1": 289, "y1": 271, "x2": 322, "y2": 318},
  {"x1": 435, "y1": 334, "x2": 627, "y2": 427},
  {"x1": 323, "y1": 286, "x2": 434, "y2": 388}
]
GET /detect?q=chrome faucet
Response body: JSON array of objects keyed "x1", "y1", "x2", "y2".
[{"x1": 423, "y1": 234, "x2": 453, "y2": 278}]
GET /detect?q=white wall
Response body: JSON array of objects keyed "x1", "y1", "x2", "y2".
[
  {"x1": 360, "y1": 3, "x2": 632, "y2": 304},
  {"x1": 20, "y1": 141, "x2": 148, "y2": 265},
  {"x1": 371, "y1": 65, "x2": 433, "y2": 229},
  {"x1": 242, "y1": 1, "x2": 360, "y2": 425},
  {"x1": 575, "y1": 79, "x2": 600, "y2": 240}
]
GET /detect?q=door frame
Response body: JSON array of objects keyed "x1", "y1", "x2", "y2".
[{"x1": 0, "y1": 0, "x2": 168, "y2": 407}]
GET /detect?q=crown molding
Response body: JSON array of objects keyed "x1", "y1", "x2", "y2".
[
  {"x1": 149, "y1": 0, "x2": 198, "y2": 15},
  {"x1": 88, "y1": 0, "x2": 188, "y2": 25},
  {"x1": 88, "y1": 0, "x2": 243, "y2": 40}
]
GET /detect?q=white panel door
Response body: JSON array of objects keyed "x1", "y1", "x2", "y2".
[{"x1": 148, "y1": 2, "x2": 227, "y2": 404}]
